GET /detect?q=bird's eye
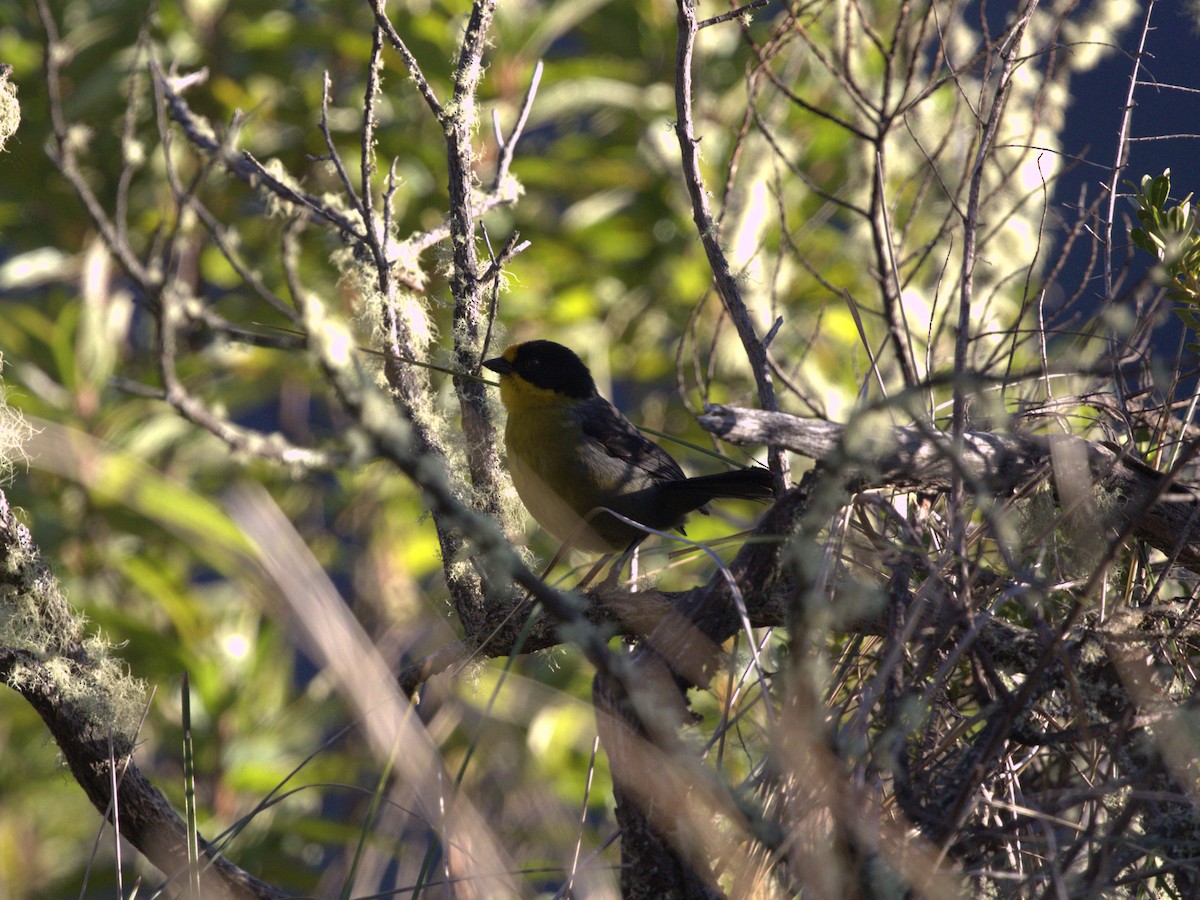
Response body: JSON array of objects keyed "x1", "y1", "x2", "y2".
[{"x1": 525, "y1": 357, "x2": 541, "y2": 370}]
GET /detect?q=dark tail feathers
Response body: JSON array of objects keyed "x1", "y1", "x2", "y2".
[{"x1": 666, "y1": 467, "x2": 776, "y2": 503}]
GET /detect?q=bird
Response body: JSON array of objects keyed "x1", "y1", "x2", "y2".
[{"x1": 482, "y1": 340, "x2": 775, "y2": 556}]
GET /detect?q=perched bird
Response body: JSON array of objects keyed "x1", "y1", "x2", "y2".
[{"x1": 483, "y1": 340, "x2": 775, "y2": 554}]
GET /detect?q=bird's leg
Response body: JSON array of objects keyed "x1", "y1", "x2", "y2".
[
  {"x1": 539, "y1": 539, "x2": 575, "y2": 582},
  {"x1": 546, "y1": 514, "x2": 607, "y2": 586},
  {"x1": 599, "y1": 536, "x2": 646, "y2": 591},
  {"x1": 574, "y1": 553, "x2": 613, "y2": 591}
]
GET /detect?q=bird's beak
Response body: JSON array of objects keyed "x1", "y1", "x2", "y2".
[{"x1": 482, "y1": 356, "x2": 514, "y2": 375}]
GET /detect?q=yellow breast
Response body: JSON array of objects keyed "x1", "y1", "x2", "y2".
[{"x1": 498, "y1": 370, "x2": 663, "y2": 552}]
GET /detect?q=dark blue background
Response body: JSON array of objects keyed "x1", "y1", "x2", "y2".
[{"x1": 1054, "y1": 2, "x2": 1200, "y2": 375}]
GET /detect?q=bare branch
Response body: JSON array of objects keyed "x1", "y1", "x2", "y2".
[
  {"x1": 674, "y1": 0, "x2": 789, "y2": 490},
  {"x1": 492, "y1": 59, "x2": 543, "y2": 192},
  {"x1": 318, "y1": 71, "x2": 363, "y2": 216},
  {"x1": 155, "y1": 284, "x2": 340, "y2": 471},
  {"x1": 369, "y1": 0, "x2": 444, "y2": 121},
  {"x1": 699, "y1": 0, "x2": 772, "y2": 30},
  {"x1": 153, "y1": 64, "x2": 367, "y2": 241},
  {"x1": 700, "y1": 404, "x2": 1200, "y2": 570}
]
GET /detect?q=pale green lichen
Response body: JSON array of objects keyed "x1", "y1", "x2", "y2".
[
  {"x1": 63, "y1": 123, "x2": 93, "y2": 156},
  {"x1": 0, "y1": 377, "x2": 33, "y2": 483},
  {"x1": 259, "y1": 158, "x2": 307, "y2": 218},
  {"x1": 0, "y1": 67, "x2": 20, "y2": 151},
  {"x1": 0, "y1": 380, "x2": 145, "y2": 754}
]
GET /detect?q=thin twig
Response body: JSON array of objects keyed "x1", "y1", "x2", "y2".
[
  {"x1": 493, "y1": 59, "x2": 544, "y2": 192},
  {"x1": 699, "y1": 0, "x2": 772, "y2": 30},
  {"x1": 674, "y1": 0, "x2": 789, "y2": 491},
  {"x1": 153, "y1": 63, "x2": 367, "y2": 240},
  {"x1": 950, "y1": 1, "x2": 1039, "y2": 596},
  {"x1": 319, "y1": 71, "x2": 362, "y2": 214},
  {"x1": 369, "y1": 0, "x2": 444, "y2": 120},
  {"x1": 39, "y1": 0, "x2": 156, "y2": 288},
  {"x1": 362, "y1": 25, "x2": 385, "y2": 236}
]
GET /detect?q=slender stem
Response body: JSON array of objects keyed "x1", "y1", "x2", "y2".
[
  {"x1": 950, "y1": 1, "x2": 1038, "y2": 595},
  {"x1": 674, "y1": 0, "x2": 789, "y2": 490}
]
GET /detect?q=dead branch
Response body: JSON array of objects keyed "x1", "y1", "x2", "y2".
[{"x1": 700, "y1": 405, "x2": 1200, "y2": 571}]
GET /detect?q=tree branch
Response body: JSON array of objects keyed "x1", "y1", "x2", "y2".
[
  {"x1": 673, "y1": 0, "x2": 789, "y2": 490},
  {"x1": 700, "y1": 405, "x2": 1200, "y2": 570},
  {"x1": 0, "y1": 491, "x2": 285, "y2": 899}
]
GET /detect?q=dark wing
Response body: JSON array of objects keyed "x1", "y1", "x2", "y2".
[{"x1": 577, "y1": 395, "x2": 686, "y2": 486}]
